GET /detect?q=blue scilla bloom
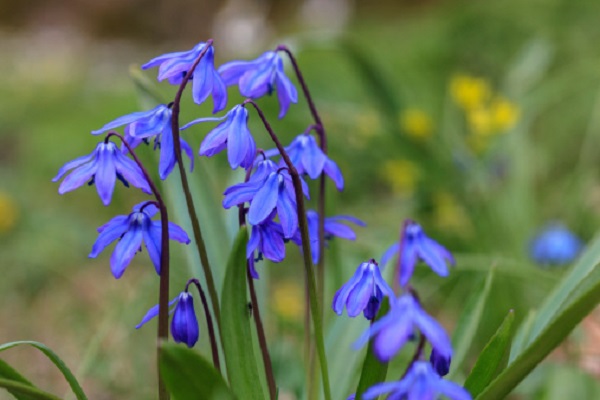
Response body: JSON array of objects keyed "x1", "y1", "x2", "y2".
[
  {"x1": 332, "y1": 260, "x2": 394, "y2": 320},
  {"x1": 92, "y1": 104, "x2": 195, "y2": 180},
  {"x1": 264, "y1": 133, "x2": 344, "y2": 190},
  {"x1": 53, "y1": 141, "x2": 152, "y2": 206},
  {"x1": 247, "y1": 218, "x2": 288, "y2": 279},
  {"x1": 381, "y1": 220, "x2": 455, "y2": 287},
  {"x1": 363, "y1": 361, "x2": 471, "y2": 400},
  {"x1": 181, "y1": 104, "x2": 256, "y2": 170},
  {"x1": 218, "y1": 51, "x2": 298, "y2": 118},
  {"x1": 89, "y1": 202, "x2": 190, "y2": 279},
  {"x1": 430, "y1": 347, "x2": 452, "y2": 376},
  {"x1": 530, "y1": 223, "x2": 582, "y2": 266},
  {"x1": 355, "y1": 294, "x2": 452, "y2": 362},
  {"x1": 223, "y1": 162, "x2": 309, "y2": 238},
  {"x1": 136, "y1": 291, "x2": 200, "y2": 348},
  {"x1": 304, "y1": 210, "x2": 366, "y2": 264},
  {"x1": 142, "y1": 42, "x2": 227, "y2": 113}
]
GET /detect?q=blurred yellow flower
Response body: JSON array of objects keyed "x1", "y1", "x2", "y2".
[
  {"x1": 450, "y1": 75, "x2": 491, "y2": 110},
  {"x1": 380, "y1": 159, "x2": 421, "y2": 196},
  {"x1": 0, "y1": 192, "x2": 19, "y2": 234},
  {"x1": 272, "y1": 281, "x2": 304, "y2": 322},
  {"x1": 399, "y1": 108, "x2": 434, "y2": 140},
  {"x1": 432, "y1": 192, "x2": 472, "y2": 237},
  {"x1": 490, "y1": 96, "x2": 520, "y2": 131},
  {"x1": 350, "y1": 109, "x2": 382, "y2": 148},
  {"x1": 467, "y1": 107, "x2": 493, "y2": 136}
]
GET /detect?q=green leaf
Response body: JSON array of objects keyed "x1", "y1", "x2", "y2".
[
  {"x1": 476, "y1": 276, "x2": 600, "y2": 399},
  {"x1": 0, "y1": 379, "x2": 62, "y2": 400},
  {"x1": 0, "y1": 341, "x2": 87, "y2": 400},
  {"x1": 220, "y1": 228, "x2": 266, "y2": 400},
  {"x1": 448, "y1": 266, "x2": 495, "y2": 377},
  {"x1": 355, "y1": 298, "x2": 391, "y2": 400},
  {"x1": 0, "y1": 359, "x2": 37, "y2": 400},
  {"x1": 160, "y1": 343, "x2": 236, "y2": 400},
  {"x1": 464, "y1": 310, "x2": 515, "y2": 397}
]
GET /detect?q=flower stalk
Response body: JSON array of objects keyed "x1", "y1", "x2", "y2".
[{"x1": 188, "y1": 279, "x2": 221, "y2": 374}]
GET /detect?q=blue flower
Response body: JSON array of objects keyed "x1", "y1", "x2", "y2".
[
  {"x1": 332, "y1": 260, "x2": 394, "y2": 320},
  {"x1": 363, "y1": 361, "x2": 471, "y2": 400},
  {"x1": 136, "y1": 291, "x2": 200, "y2": 348},
  {"x1": 53, "y1": 141, "x2": 152, "y2": 206},
  {"x1": 142, "y1": 42, "x2": 227, "y2": 113},
  {"x1": 430, "y1": 347, "x2": 452, "y2": 377},
  {"x1": 355, "y1": 294, "x2": 452, "y2": 362},
  {"x1": 530, "y1": 223, "x2": 582, "y2": 266},
  {"x1": 92, "y1": 104, "x2": 195, "y2": 180},
  {"x1": 264, "y1": 133, "x2": 344, "y2": 190},
  {"x1": 303, "y1": 210, "x2": 365, "y2": 264},
  {"x1": 181, "y1": 104, "x2": 256, "y2": 170},
  {"x1": 381, "y1": 220, "x2": 455, "y2": 287},
  {"x1": 223, "y1": 159, "x2": 309, "y2": 238},
  {"x1": 218, "y1": 51, "x2": 298, "y2": 118},
  {"x1": 247, "y1": 219, "x2": 287, "y2": 279},
  {"x1": 89, "y1": 202, "x2": 190, "y2": 279}
]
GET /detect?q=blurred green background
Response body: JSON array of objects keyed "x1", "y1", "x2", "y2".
[{"x1": 1, "y1": 0, "x2": 600, "y2": 398}]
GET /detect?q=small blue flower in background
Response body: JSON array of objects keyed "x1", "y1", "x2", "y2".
[
  {"x1": 218, "y1": 51, "x2": 298, "y2": 118},
  {"x1": 92, "y1": 104, "x2": 195, "y2": 180},
  {"x1": 181, "y1": 104, "x2": 256, "y2": 170},
  {"x1": 89, "y1": 202, "x2": 190, "y2": 279},
  {"x1": 247, "y1": 219, "x2": 287, "y2": 279},
  {"x1": 53, "y1": 141, "x2": 152, "y2": 206},
  {"x1": 264, "y1": 133, "x2": 344, "y2": 190},
  {"x1": 355, "y1": 294, "x2": 452, "y2": 362},
  {"x1": 223, "y1": 164, "x2": 309, "y2": 238},
  {"x1": 136, "y1": 291, "x2": 199, "y2": 348},
  {"x1": 332, "y1": 260, "x2": 394, "y2": 320},
  {"x1": 430, "y1": 347, "x2": 452, "y2": 376},
  {"x1": 142, "y1": 42, "x2": 227, "y2": 113},
  {"x1": 381, "y1": 220, "x2": 455, "y2": 287},
  {"x1": 530, "y1": 223, "x2": 582, "y2": 266},
  {"x1": 362, "y1": 361, "x2": 471, "y2": 400}
]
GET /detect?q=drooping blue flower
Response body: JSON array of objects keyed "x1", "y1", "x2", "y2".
[
  {"x1": 142, "y1": 42, "x2": 227, "y2": 113},
  {"x1": 92, "y1": 104, "x2": 195, "y2": 180},
  {"x1": 381, "y1": 220, "x2": 455, "y2": 287},
  {"x1": 218, "y1": 51, "x2": 298, "y2": 118},
  {"x1": 247, "y1": 218, "x2": 287, "y2": 279},
  {"x1": 355, "y1": 294, "x2": 452, "y2": 362},
  {"x1": 89, "y1": 202, "x2": 190, "y2": 279},
  {"x1": 332, "y1": 260, "x2": 394, "y2": 320},
  {"x1": 363, "y1": 361, "x2": 471, "y2": 400},
  {"x1": 53, "y1": 141, "x2": 152, "y2": 206},
  {"x1": 223, "y1": 161, "x2": 309, "y2": 238},
  {"x1": 529, "y1": 223, "x2": 583, "y2": 266},
  {"x1": 302, "y1": 210, "x2": 365, "y2": 264},
  {"x1": 136, "y1": 291, "x2": 200, "y2": 348},
  {"x1": 181, "y1": 104, "x2": 256, "y2": 170},
  {"x1": 430, "y1": 347, "x2": 452, "y2": 377},
  {"x1": 264, "y1": 133, "x2": 344, "y2": 190}
]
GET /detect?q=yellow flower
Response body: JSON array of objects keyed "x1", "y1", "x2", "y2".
[
  {"x1": 380, "y1": 159, "x2": 420, "y2": 196},
  {"x1": 490, "y1": 96, "x2": 519, "y2": 131},
  {"x1": 0, "y1": 192, "x2": 19, "y2": 234},
  {"x1": 399, "y1": 108, "x2": 434, "y2": 140},
  {"x1": 272, "y1": 281, "x2": 304, "y2": 322},
  {"x1": 467, "y1": 107, "x2": 494, "y2": 136},
  {"x1": 450, "y1": 75, "x2": 491, "y2": 110}
]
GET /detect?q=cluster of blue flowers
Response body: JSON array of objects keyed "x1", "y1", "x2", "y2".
[{"x1": 335, "y1": 221, "x2": 471, "y2": 399}]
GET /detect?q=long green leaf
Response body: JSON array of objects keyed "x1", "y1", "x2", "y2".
[
  {"x1": 0, "y1": 379, "x2": 61, "y2": 400},
  {"x1": 449, "y1": 266, "x2": 495, "y2": 378},
  {"x1": 220, "y1": 228, "x2": 266, "y2": 400},
  {"x1": 464, "y1": 310, "x2": 514, "y2": 397},
  {"x1": 355, "y1": 298, "x2": 391, "y2": 400},
  {"x1": 0, "y1": 359, "x2": 36, "y2": 400},
  {"x1": 0, "y1": 342, "x2": 87, "y2": 400},
  {"x1": 476, "y1": 277, "x2": 600, "y2": 399},
  {"x1": 160, "y1": 343, "x2": 235, "y2": 400}
]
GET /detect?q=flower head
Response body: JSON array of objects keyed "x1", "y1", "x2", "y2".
[
  {"x1": 89, "y1": 202, "x2": 190, "y2": 279},
  {"x1": 142, "y1": 42, "x2": 227, "y2": 113},
  {"x1": 53, "y1": 141, "x2": 151, "y2": 206},
  {"x1": 264, "y1": 133, "x2": 344, "y2": 190},
  {"x1": 530, "y1": 223, "x2": 582, "y2": 266},
  {"x1": 136, "y1": 291, "x2": 199, "y2": 348},
  {"x1": 355, "y1": 294, "x2": 452, "y2": 362},
  {"x1": 363, "y1": 361, "x2": 471, "y2": 400},
  {"x1": 92, "y1": 104, "x2": 195, "y2": 180},
  {"x1": 247, "y1": 219, "x2": 288, "y2": 279},
  {"x1": 218, "y1": 51, "x2": 298, "y2": 118},
  {"x1": 430, "y1": 347, "x2": 452, "y2": 377},
  {"x1": 181, "y1": 104, "x2": 256, "y2": 170},
  {"x1": 381, "y1": 220, "x2": 455, "y2": 287},
  {"x1": 332, "y1": 260, "x2": 394, "y2": 320}
]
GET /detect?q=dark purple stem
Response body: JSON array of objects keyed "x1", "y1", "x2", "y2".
[
  {"x1": 187, "y1": 278, "x2": 221, "y2": 374},
  {"x1": 106, "y1": 132, "x2": 170, "y2": 400}
]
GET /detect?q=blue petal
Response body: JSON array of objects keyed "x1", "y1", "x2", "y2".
[
  {"x1": 114, "y1": 152, "x2": 152, "y2": 194},
  {"x1": 248, "y1": 173, "x2": 279, "y2": 225},
  {"x1": 222, "y1": 180, "x2": 263, "y2": 209},
  {"x1": 94, "y1": 144, "x2": 117, "y2": 206},
  {"x1": 142, "y1": 46, "x2": 198, "y2": 70},
  {"x1": 158, "y1": 123, "x2": 176, "y2": 180},
  {"x1": 133, "y1": 201, "x2": 159, "y2": 217},
  {"x1": 180, "y1": 115, "x2": 226, "y2": 131},
  {"x1": 363, "y1": 382, "x2": 409, "y2": 400},
  {"x1": 199, "y1": 120, "x2": 230, "y2": 157},
  {"x1": 218, "y1": 60, "x2": 255, "y2": 86},
  {"x1": 328, "y1": 215, "x2": 366, "y2": 227},
  {"x1": 226, "y1": 107, "x2": 251, "y2": 169},
  {"x1": 345, "y1": 268, "x2": 373, "y2": 317},
  {"x1": 135, "y1": 296, "x2": 179, "y2": 329},
  {"x1": 260, "y1": 223, "x2": 286, "y2": 262},
  {"x1": 247, "y1": 225, "x2": 261, "y2": 259},
  {"x1": 168, "y1": 221, "x2": 191, "y2": 244},
  {"x1": 89, "y1": 215, "x2": 129, "y2": 258},
  {"x1": 171, "y1": 292, "x2": 200, "y2": 347},
  {"x1": 301, "y1": 135, "x2": 327, "y2": 179},
  {"x1": 57, "y1": 160, "x2": 97, "y2": 195},
  {"x1": 414, "y1": 310, "x2": 452, "y2": 360},
  {"x1": 373, "y1": 313, "x2": 413, "y2": 362},
  {"x1": 418, "y1": 238, "x2": 451, "y2": 278},
  {"x1": 239, "y1": 60, "x2": 274, "y2": 98},
  {"x1": 276, "y1": 186, "x2": 299, "y2": 239},
  {"x1": 110, "y1": 226, "x2": 144, "y2": 279},
  {"x1": 191, "y1": 47, "x2": 215, "y2": 105},
  {"x1": 324, "y1": 221, "x2": 356, "y2": 240},
  {"x1": 380, "y1": 242, "x2": 400, "y2": 267},
  {"x1": 435, "y1": 380, "x2": 472, "y2": 400},
  {"x1": 323, "y1": 158, "x2": 344, "y2": 190},
  {"x1": 275, "y1": 67, "x2": 298, "y2": 118},
  {"x1": 143, "y1": 223, "x2": 162, "y2": 274},
  {"x1": 181, "y1": 137, "x2": 195, "y2": 172},
  {"x1": 332, "y1": 263, "x2": 365, "y2": 315},
  {"x1": 53, "y1": 152, "x2": 94, "y2": 182},
  {"x1": 91, "y1": 108, "x2": 161, "y2": 135},
  {"x1": 211, "y1": 69, "x2": 228, "y2": 113},
  {"x1": 399, "y1": 246, "x2": 419, "y2": 287}
]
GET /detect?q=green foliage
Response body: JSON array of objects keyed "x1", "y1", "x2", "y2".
[{"x1": 0, "y1": 379, "x2": 62, "y2": 400}]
